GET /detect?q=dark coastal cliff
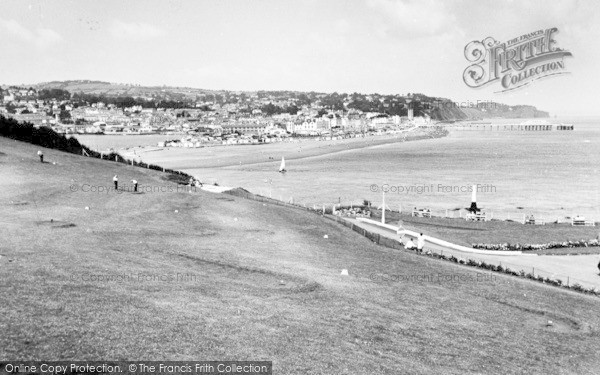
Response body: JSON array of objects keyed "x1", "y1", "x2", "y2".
[{"x1": 428, "y1": 103, "x2": 549, "y2": 122}]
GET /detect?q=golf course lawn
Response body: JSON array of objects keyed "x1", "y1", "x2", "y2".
[{"x1": 1, "y1": 137, "x2": 600, "y2": 374}]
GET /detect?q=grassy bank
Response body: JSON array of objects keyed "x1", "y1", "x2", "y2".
[{"x1": 2, "y1": 137, "x2": 600, "y2": 374}]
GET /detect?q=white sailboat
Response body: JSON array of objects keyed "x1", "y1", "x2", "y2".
[{"x1": 278, "y1": 156, "x2": 286, "y2": 173}]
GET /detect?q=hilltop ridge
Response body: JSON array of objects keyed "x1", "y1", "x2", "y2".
[{"x1": 8, "y1": 80, "x2": 550, "y2": 121}]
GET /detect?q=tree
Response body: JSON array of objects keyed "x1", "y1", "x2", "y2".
[
  {"x1": 38, "y1": 88, "x2": 71, "y2": 100},
  {"x1": 59, "y1": 109, "x2": 71, "y2": 122},
  {"x1": 316, "y1": 108, "x2": 328, "y2": 117},
  {"x1": 6, "y1": 103, "x2": 17, "y2": 114}
]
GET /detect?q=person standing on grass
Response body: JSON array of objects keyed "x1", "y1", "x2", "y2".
[
  {"x1": 132, "y1": 179, "x2": 138, "y2": 192},
  {"x1": 417, "y1": 233, "x2": 425, "y2": 254},
  {"x1": 37, "y1": 150, "x2": 43, "y2": 163},
  {"x1": 113, "y1": 175, "x2": 118, "y2": 190},
  {"x1": 396, "y1": 219, "x2": 406, "y2": 244}
]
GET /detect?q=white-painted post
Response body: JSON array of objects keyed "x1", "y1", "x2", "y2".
[
  {"x1": 381, "y1": 190, "x2": 386, "y2": 224},
  {"x1": 323, "y1": 205, "x2": 326, "y2": 215}
]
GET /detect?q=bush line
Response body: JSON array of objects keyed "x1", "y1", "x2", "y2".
[{"x1": 0, "y1": 115, "x2": 193, "y2": 181}]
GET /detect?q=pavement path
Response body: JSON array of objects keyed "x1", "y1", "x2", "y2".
[{"x1": 349, "y1": 218, "x2": 600, "y2": 290}]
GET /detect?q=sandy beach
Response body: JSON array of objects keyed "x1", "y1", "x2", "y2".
[{"x1": 118, "y1": 127, "x2": 444, "y2": 169}]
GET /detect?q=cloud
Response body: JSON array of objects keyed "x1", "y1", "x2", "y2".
[
  {"x1": 366, "y1": 0, "x2": 462, "y2": 39},
  {"x1": 110, "y1": 20, "x2": 165, "y2": 41},
  {"x1": 0, "y1": 19, "x2": 63, "y2": 49}
]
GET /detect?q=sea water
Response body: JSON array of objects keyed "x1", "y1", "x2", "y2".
[
  {"x1": 76, "y1": 118, "x2": 600, "y2": 221},
  {"x1": 188, "y1": 117, "x2": 600, "y2": 221}
]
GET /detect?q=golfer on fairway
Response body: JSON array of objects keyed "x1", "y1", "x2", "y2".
[
  {"x1": 396, "y1": 219, "x2": 406, "y2": 244},
  {"x1": 417, "y1": 233, "x2": 425, "y2": 254}
]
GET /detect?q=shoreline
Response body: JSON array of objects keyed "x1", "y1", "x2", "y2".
[
  {"x1": 120, "y1": 126, "x2": 448, "y2": 169},
  {"x1": 91, "y1": 123, "x2": 599, "y2": 222}
]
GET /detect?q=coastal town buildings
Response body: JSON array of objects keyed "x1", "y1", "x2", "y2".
[{"x1": 0, "y1": 84, "x2": 446, "y2": 145}]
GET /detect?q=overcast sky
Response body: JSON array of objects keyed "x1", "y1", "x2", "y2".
[{"x1": 1, "y1": 0, "x2": 599, "y2": 116}]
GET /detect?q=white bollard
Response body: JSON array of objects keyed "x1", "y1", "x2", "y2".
[{"x1": 381, "y1": 191, "x2": 386, "y2": 224}]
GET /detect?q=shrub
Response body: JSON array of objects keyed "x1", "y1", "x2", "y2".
[
  {"x1": 472, "y1": 239, "x2": 600, "y2": 251},
  {"x1": 572, "y1": 283, "x2": 584, "y2": 292}
]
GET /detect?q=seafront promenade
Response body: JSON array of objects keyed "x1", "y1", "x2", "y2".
[{"x1": 350, "y1": 218, "x2": 600, "y2": 290}]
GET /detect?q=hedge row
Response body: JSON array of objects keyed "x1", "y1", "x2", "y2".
[
  {"x1": 472, "y1": 239, "x2": 600, "y2": 251},
  {"x1": 0, "y1": 116, "x2": 192, "y2": 181}
]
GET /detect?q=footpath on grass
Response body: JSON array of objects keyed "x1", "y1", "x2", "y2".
[
  {"x1": 219, "y1": 188, "x2": 600, "y2": 293},
  {"x1": 349, "y1": 218, "x2": 600, "y2": 290}
]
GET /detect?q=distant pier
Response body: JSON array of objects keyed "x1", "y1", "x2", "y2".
[{"x1": 449, "y1": 123, "x2": 574, "y2": 131}]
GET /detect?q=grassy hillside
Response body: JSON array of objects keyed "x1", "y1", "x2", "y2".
[
  {"x1": 1, "y1": 137, "x2": 600, "y2": 374},
  {"x1": 33, "y1": 80, "x2": 213, "y2": 99}
]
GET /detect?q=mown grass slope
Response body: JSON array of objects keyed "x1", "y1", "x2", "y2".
[{"x1": 1, "y1": 137, "x2": 600, "y2": 374}]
